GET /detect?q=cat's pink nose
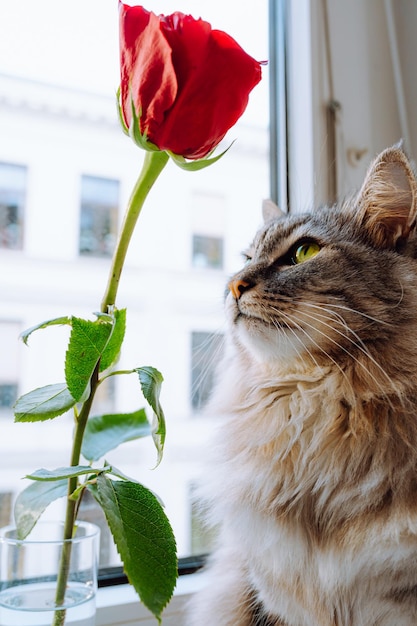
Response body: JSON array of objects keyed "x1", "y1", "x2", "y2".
[{"x1": 228, "y1": 279, "x2": 250, "y2": 299}]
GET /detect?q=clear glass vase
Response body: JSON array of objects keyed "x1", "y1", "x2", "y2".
[{"x1": 0, "y1": 521, "x2": 100, "y2": 626}]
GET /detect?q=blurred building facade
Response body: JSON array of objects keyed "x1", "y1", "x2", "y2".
[{"x1": 0, "y1": 73, "x2": 269, "y2": 560}]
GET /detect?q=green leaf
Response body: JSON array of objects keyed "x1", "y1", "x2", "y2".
[
  {"x1": 99, "y1": 308, "x2": 127, "y2": 372},
  {"x1": 116, "y1": 86, "x2": 129, "y2": 135},
  {"x1": 129, "y1": 97, "x2": 160, "y2": 152},
  {"x1": 102, "y1": 466, "x2": 164, "y2": 508},
  {"x1": 14, "y1": 479, "x2": 68, "y2": 539},
  {"x1": 19, "y1": 316, "x2": 72, "y2": 345},
  {"x1": 14, "y1": 383, "x2": 76, "y2": 422},
  {"x1": 65, "y1": 317, "x2": 113, "y2": 402},
  {"x1": 136, "y1": 367, "x2": 166, "y2": 466},
  {"x1": 167, "y1": 141, "x2": 234, "y2": 171},
  {"x1": 105, "y1": 464, "x2": 153, "y2": 489},
  {"x1": 93, "y1": 311, "x2": 114, "y2": 323},
  {"x1": 93, "y1": 475, "x2": 177, "y2": 622},
  {"x1": 26, "y1": 465, "x2": 108, "y2": 481},
  {"x1": 81, "y1": 409, "x2": 151, "y2": 462}
]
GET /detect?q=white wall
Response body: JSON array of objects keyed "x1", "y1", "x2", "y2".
[{"x1": 288, "y1": 0, "x2": 417, "y2": 211}]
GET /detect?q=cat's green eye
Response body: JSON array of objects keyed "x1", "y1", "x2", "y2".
[{"x1": 292, "y1": 241, "x2": 321, "y2": 265}]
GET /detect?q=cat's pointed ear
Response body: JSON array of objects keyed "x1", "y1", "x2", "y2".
[
  {"x1": 356, "y1": 145, "x2": 417, "y2": 249},
  {"x1": 262, "y1": 199, "x2": 285, "y2": 223}
]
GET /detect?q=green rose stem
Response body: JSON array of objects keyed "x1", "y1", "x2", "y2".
[
  {"x1": 52, "y1": 367, "x2": 99, "y2": 626},
  {"x1": 101, "y1": 150, "x2": 170, "y2": 312},
  {"x1": 52, "y1": 149, "x2": 170, "y2": 626}
]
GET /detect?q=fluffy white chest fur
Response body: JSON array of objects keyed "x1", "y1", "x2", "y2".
[{"x1": 188, "y1": 367, "x2": 417, "y2": 625}]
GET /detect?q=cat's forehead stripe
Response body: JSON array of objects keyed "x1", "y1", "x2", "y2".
[{"x1": 256, "y1": 216, "x2": 312, "y2": 258}]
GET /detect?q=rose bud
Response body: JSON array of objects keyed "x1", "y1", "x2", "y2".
[{"x1": 119, "y1": 2, "x2": 263, "y2": 160}]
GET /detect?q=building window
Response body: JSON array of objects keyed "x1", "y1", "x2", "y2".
[
  {"x1": 0, "y1": 384, "x2": 18, "y2": 409},
  {"x1": 0, "y1": 162, "x2": 27, "y2": 250},
  {"x1": 79, "y1": 175, "x2": 119, "y2": 257},
  {"x1": 0, "y1": 321, "x2": 20, "y2": 414},
  {"x1": 192, "y1": 234, "x2": 223, "y2": 269},
  {"x1": 0, "y1": 493, "x2": 12, "y2": 527},
  {"x1": 190, "y1": 191, "x2": 226, "y2": 270},
  {"x1": 191, "y1": 331, "x2": 224, "y2": 411}
]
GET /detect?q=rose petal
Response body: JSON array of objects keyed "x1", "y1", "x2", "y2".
[
  {"x1": 118, "y1": 3, "x2": 262, "y2": 159},
  {"x1": 156, "y1": 16, "x2": 262, "y2": 158},
  {"x1": 119, "y1": 4, "x2": 177, "y2": 135}
]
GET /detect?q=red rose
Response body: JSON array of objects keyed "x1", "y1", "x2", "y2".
[{"x1": 119, "y1": 2, "x2": 262, "y2": 160}]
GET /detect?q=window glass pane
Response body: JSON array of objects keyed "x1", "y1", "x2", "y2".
[
  {"x1": 0, "y1": 163, "x2": 26, "y2": 250},
  {"x1": 79, "y1": 175, "x2": 119, "y2": 257}
]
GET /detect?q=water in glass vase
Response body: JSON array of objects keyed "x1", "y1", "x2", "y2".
[
  {"x1": 0, "y1": 521, "x2": 99, "y2": 626},
  {"x1": 0, "y1": 581, "x2": 96, "y2": 626}
]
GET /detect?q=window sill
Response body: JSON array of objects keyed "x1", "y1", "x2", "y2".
[{"x1": 96, "y1": 571, "x2": 207, "y2": 626}]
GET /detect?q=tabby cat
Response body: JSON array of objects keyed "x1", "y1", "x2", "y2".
[{"x1": 186, "y1": 146, "x2": 417, "y2": 625}]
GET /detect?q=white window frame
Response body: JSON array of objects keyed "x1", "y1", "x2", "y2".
[
  {"x1": 285, "y1": 0, "x2": 315, "y2": 213},
  {"x1": 96, "y1": 572, "x2": 207, "y2": 626}
]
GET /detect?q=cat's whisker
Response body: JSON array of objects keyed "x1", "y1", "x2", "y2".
[
  {"x1": 256, "y1": 301, "x2": 313, "y2": 365},
  {"x1": 301, "y1": 301, "x2": 356, "y2": 328},
  {"x1": 298, "y1": 302, "x2": 400, "y2": 395},
  {"x1": 268, "y1": 302, "x2": 370, "y2": 387},
  {"x1": 299, "y1": 304, "x2": 373, "y2": 356},
  {"x1": 191, "y1": 323, "x2": 226, "y2": 411},
  {"x1": 260, "y1": 292, "x2": 393, "y2": 328},
  {"x1": 271, "y1": 312, "x2": 321, "y2": 370},
  {"x1": 318, "y1": 301, "x2": 393, "y2": 326},
  {"x1": 288, "y1": 309, "x2": 397, "y2": 407},
  {"x1": 271, "y1": 306, "x2": 356, "y2": 390}
]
